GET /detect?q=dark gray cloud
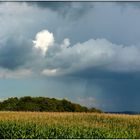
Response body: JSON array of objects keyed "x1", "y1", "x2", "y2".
[
  {"x1": 26, "y1": 2, "x2": 93, "y2": 20},
  {"x1": 116, "y1": 2, "x2": 140, "y2": 10},
  {"x1": 0, "y1": 36, "x2": 33, "y2": 70}
]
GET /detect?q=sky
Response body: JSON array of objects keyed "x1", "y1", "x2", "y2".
[{"x1": 0, "y1": 2, "x2": 140, "y2": 112}]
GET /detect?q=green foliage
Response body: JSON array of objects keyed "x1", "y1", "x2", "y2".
[
  {"x1": 0, "y1": 96, "x2": 102, "y2": 113},
  {"x1": 0, "y1": 112, "x2": 139, "y2": 139},
  {"x1": 0, "y1": 97, "x2": 19, "y2": 111},
  {"x1": 0, "y1": 120, "x2": 139, "y2": 139},
  {"x1": 89, "y1": 107, "x2": 102, "y2": 113}
]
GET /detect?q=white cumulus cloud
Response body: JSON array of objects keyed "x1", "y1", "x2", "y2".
[
  {"x1": 43, "y1": 38, "x2": 140, "y2": 76},
  {"x1": 42, "y1": 68, "x2": 58, "y2": 76},
  {"x1": 33, "y1": 30, "x2": 54, "y2": 55},
  {"x1": 60, "y1": 38, "x2": 70, "y2": 49}
]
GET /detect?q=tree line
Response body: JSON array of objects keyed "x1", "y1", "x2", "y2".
[{"x1": 0, "y1": 96, "x2": 102, "y2": 113}]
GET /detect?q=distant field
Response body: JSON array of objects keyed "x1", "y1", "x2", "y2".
[{"x1": 0, "y1": 112, "x2": 139, "y2": 139}]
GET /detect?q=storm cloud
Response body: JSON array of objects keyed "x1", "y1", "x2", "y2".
[
  {"x1": 0, "y1": 2, "x2": 140, "y2": 112},
  {"x1": 0, "y1": 36, "x2": 33, "y2": 70},
  {"x1": 27, "y1": 2, "x2": 93, "y2": 20},
  {"x1": 43, "y1": 37, "x2": 140, "y2": 77}
]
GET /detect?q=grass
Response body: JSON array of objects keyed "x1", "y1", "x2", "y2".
[{"x1": 0, "y1": 112, "x2": 139, "y2": 138}]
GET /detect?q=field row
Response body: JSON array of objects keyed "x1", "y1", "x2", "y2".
[{"x1": 0, "y1": 112, "x2": 139, "y2": 138}]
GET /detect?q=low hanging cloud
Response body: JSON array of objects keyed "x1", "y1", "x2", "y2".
[
  {"x1": 42, "y1": 35, "x2": 140, "y2": 77},
  {"x1": 0, "y1": 68, "x2": 32, "y2": 79},
  {"x1": 1, "y1": 28, "x2": 140, "y2": 79},
  {"x1": 33, "y1": 30, "x2": 54, "y2": 55}
]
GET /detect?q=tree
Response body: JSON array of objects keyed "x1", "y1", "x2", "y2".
[{"x1": 0, "y1": 96, "x2": 102, "y2": 113}]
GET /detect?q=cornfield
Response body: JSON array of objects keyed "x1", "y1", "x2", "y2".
[{"x1": 0, "y1": 111, "x2": 139, "y2": 139}]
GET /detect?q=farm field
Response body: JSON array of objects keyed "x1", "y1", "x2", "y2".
[{"x1": 0, "y1": 112, "x2": 139, "y2": 139}]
